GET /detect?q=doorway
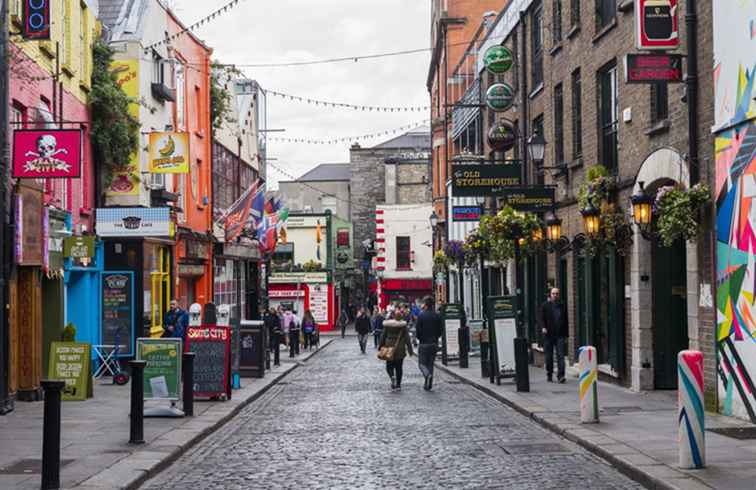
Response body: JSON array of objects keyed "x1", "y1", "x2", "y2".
[{"x1": 652, "y1": 238, "x2": 688, "y2": 389}]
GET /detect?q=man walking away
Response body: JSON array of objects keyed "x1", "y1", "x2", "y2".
[
  {"x1": 355, "y1": 307, "x2": 371, "y2": 354},
  {"x1": 415, "y1": 297, "x2": 443, "y2": 391},
  {"x1": 264, "y1": 307, "x2": 282, "y2": 366},
  {"x1": 338, "y1": 307, "x2": 349, "y2": 338},
  {"x1": 540, "y1": 288, "x2": 568, "y2": 383},
  {"x1": 372, "y1": 309, "x2": 385, "y2": 348}
]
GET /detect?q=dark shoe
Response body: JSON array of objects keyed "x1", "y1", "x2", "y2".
[
  {"x1": 390, "y1": 376, "x2": 396, "y2": 390},
  {"x1": 423, "y1": 377, "x2": 429, "y2": 391},
  {"x1": 427, "y1": 375, "x2": 433, "y2": 391},
  {"x1": 547, "y1": 375, "x2": 553, "y2": 382},
  {"x1": 558, "y1": 377, "x2": 566, "y2": 384}
]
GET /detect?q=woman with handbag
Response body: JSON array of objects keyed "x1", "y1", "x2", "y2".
[{"x1": 377, "y1": 313, "x2": 414, "y2": 391}]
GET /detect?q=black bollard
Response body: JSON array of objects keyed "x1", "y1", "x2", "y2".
[
  {"x1": 41, "y1": 380, "x2": 65, "y2": 490},
  {"x1": 480, "y1": 341, "x2": 490, "y2": 378},
  {"x1": 458, "y1": 326, "x2": 469, "y2": 368},
  {"x1": 182, "y1": 352, "x2": 195, "y2": 417},
  {"x1": 514, "y1": 337, "x2": 530, "y2": 392},
  {"x1": 129, "y1": 360, "x2": 146, "y2": 444}
]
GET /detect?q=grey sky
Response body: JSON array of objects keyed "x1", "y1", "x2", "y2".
[{"x1": 172, "y1": 0, "x2": 431, "y2": 188}]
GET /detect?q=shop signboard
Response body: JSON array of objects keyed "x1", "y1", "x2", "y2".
[
  {"x1": 137, "y1": 338, "x2": 182, "y2": 400},
  {"x1": 269, "y1": 272, "x2": 328, "y2": 284},
  {"x1": 452, "y1": 206, "x2": 481, "y2": 222},
  {"x1": 107, "y1": 59, "x2": 140, "y2": 196},
  {"x1": 64, "y1": 236, "x2": 96, "y2": 259},
  {"x1": 148, "y1": 132, "x2": 190, "y2": 173},
  {"x1": 96, "y1": 207, "x2": 172, "y2": 237},
  {"x1": 309, "y1": 285, "x2": 329, "y2": 323},
  {"x1": 48, "y1": 342, "x2": 90, "y2": 401},
  {"x1": 22, "y1": 0, "x2": 51, "y2": 39},
  {"x1": 483, "y1": 45, "x2": 514, "y2": 74},
  {"x1": 185, "y1": 326, "x2": 231, "y2": 398},
  {"x1": 498, "y1": 187, "x2": 555, "y2": 212},
  {"x1": 451, "y1": 163, "x2": 521, "y2": 196},
  {"x1": 485, "y1": 83, "x2": 515, "y2": 112},
  {"x1": 15, "y1": 184, "x2": 43, "y2": 266},
  {"x1": 487, "y1": 296, "x2": 517, "y2": 377},
  {"x1": 441, "y1": 304, "x2": 465, "y2": 363},
  {"x1": 624, "y1": 53, "x2": 683, "y2": 83},
  {"x1": 487, "y1": 119, "x2": 517, "y2": 152},
  {"x1": 13, "y1": 129, "x2": 82, "y2": 178},
  {"x1": 636, "y1": 0, "x2": 678, "y2": 50},
  {"x1": 101, "y1": 272, "x2": 135, "y2": 357}
]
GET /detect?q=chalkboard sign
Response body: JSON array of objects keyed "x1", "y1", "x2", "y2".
[
  {"x1": 101, "y1": 271, "x2": 134, "y2": 357},
  {"x1": 185, "y1": 326, "x2": 230, "y2": 398},
  {"x1": 137, "y1": 338, "x2": 182, "y2": 400},
  {"x1": 48, "y1": 342, "x2": 91, "y2": 401}
]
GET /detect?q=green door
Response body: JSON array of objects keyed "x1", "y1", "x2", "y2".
[{"x1": 652, "y1": 239, "x2": 688, "y2": 389}]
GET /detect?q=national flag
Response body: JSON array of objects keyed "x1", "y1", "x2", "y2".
[
  {"x1": 249, "y1": 187, "x2": 266, "y2": 229},
  {"x1": 316, "y1": 220, "x2": 322, "y2": 260},
  {"x1": 223, "y1": 180, "x2": 260, "y2": 242}
]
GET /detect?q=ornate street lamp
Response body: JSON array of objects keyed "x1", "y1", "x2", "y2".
[
  {"x1": 545, "y1": 210, "x2": 562, "y2": 242},
  {"x1": 581, "y1": 202, "x2": 601, "y2": 238},
  {"x1": 429, "y1": 211, "x2": 439, "y2": 229},
  {"x1": 631, "y1": 181, "x2": 654, "y2": 237},
  {"x1": 527, "y1": 130, "x2": 547, "y2": 162}
]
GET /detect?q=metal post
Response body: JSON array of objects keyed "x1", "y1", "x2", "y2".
[
  {"x1": 578, "y1": 346, "x2": 599, "y2": 423},
  {"x1": 182, "y1": 352, "x2": 195, "y2": 417},
  {"x1": 513, "y1": 238, "x2": 530, "y2": 392},
  {"x1": 128, "y1": 360, "x2": 146, "y2": 444},
  {"x1": 685, "y1": 0, "x2": 699, "y2": 185},
  {"x1": 678, "y1": 350, "x2": 705, "y2": 469},
  {"x1": 41, "y1": 380, "x2": 65, "y2": 490},
  {"x1": 458, "y1": 322, "x2": 469, "y2": 369}
]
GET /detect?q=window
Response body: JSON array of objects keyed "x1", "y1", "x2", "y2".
[
  {"x1": 596, "y1": 0, "x2": 616, "y2": 31},
  {"x1": 650, "y1": 83, "x2": 669, "y2": 123},
  {"x1": 195, "y1": 86, "x2": 202, "y2": 133},
  {"x1": 598, "y1": 62, "x2": 618, "y2": 171},
  {"x1": 531, "y1": 4, "x2": 544, "y2": 88},
  {"x1": 571, "y1": 68, "x2": 582, "y2": 159},
  {"x1": 62, "y1": 1, "x2": 72, "y2": 69},
  {"x1": 80, "y1": 4, "x2": 88, "y2": 79},
  {"x1": 532, "y1": 115, "x2": 545, "y2": 185},
  {"x1": 552, "y1": 1, "x2": 562, "y2": 43},
  {"x1": 554, "y1": 84, "x2": 564, "y2": 165},
  {"x1": 153, "y1": 51, "x2": 165, "y2": 85},
  {"x1": 396, "y1": 237, "x2": 411, "y2": 269},
  {"x1": 337, "y1": 229, "x2": 350, "y2": 248},
  {"x1": 571, "y1": 0, "x2": 580, "y2": 27},
  {"x1": 174, "y1": 63, "x2": 185, "y2": 130}
]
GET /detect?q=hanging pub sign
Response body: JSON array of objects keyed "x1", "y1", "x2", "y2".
[
  {"x1": 148, "y1": 132, "x2": 190, "y2": 173},
  {"x1": 498, "y1": 187, "x2": 556, "y2": 212},
  {"x1": 488, "y1": 119, "x2": 518, "y2": 152},
  {"x1": 451, "y1": 163, "x2": 521, "y2": 197},
  {"x1": 624, "y1": 53, "x2": 683, "y2": 83},
  {"x1": 635, "y1": 0, "x2": 679, "y2": 50},
  {"x1": 452, "y1": 206, "x2": 481, "y2": 222},
  {"x1": 22, "y1": 0, "x2": 51, "y2": 40},
  {"x1": 483, "y1": 45, "x2": 514, "y2": 74},
  {"x1": 485, "y1": 83, "x2": 515, "y2": 112},
  {"x1": 12, "y1": 129, "x2": 82, "y2": 178}
]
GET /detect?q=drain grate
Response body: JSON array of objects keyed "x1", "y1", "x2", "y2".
[
  {"x1": 499, "y1": 442, "x2": 572, "y2": 455},
  {"x1": 0, "y1": 459, "x2": 75, "y2": 475},
  {"x1": 707, "y1": 427, "x2": 756, "y2": 440}
]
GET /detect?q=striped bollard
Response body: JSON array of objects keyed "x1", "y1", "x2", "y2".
[
  {"x1": 578, "y1": 346, "x2": 599, "y2": 424},
  {"x1": 678, "y1": 350, "x2": 705, "y2": 469}
]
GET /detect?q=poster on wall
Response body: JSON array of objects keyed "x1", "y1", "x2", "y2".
[
  {"x1": 149, "y1": 132, "x2": 190, "y2": 173},
  {"x1": 309, "y1": 285, "x2": 329, "y2": 323},
  {"x1": 107, "y1": 59, "x2": 140, "y2": 196},
  {"x1": 12, "y1": 129, "x2": 82, "y2": 178}
]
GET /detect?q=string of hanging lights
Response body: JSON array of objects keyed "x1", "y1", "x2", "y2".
[
  {"x1": 264, "y1": 89, "x2": 429, "y2": 112},
  {"x1": 267, "y1": 120, "x2": 429, "y2": 145}
]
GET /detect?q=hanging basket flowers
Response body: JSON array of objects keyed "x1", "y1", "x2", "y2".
[
  {"x1": 654, "y1": 183, "x2": 710, "y2": 247},
  {"x1": 433, "y1": 250, "x2": 452, "y2": 272},
  {"x1": 444, "y1": 240, "x2": 467, "y2": 266},
  {"x1": 463, "y1": 231, "x2": 490, "y2": 265},
  {"x1": 578, "y1": 164, "x2": 615, "y2": 209}
]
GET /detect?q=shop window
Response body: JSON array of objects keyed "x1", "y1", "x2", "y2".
[
  {"x1": 595, "y1": 0, "x2": 616, "y2": 32},
  {"x1": 150, "y1": 246, "x2": 171, "y2": 337},
  {"x1": 396, "y1": 237, "x2": 411, "y2": 270},
  {"x1": 597, "y1": 61, "x2": 618, "y2": 171}
]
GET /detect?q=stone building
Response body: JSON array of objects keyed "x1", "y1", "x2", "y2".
[{"x1": 277, "y1": 163, "x2": 351, "y2": 220}]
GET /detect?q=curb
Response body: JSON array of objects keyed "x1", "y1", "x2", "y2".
[
  {"x1": 121, "y1": 339, "x2": 334, "y2": 490},
  {"x1": 435, "y1": 363, "x2": 712, "y2": 490}
]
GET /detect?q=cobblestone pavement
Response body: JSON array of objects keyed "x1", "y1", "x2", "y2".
[{"x1": 141, "y1": 339, "x2": 644, "y2": 490}]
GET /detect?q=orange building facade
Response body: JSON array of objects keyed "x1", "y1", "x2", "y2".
[{"x1": 167, "y1": 12, "x2": 214, "y2": 309}]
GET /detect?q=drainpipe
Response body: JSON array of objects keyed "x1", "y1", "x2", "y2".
[{"x1": 685, "y1": 0, "x2": 699, "y2": 186}]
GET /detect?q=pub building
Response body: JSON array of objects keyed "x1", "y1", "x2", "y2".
[{"x1": 267, "y1": 272, "x2": 335, "y2": 331}]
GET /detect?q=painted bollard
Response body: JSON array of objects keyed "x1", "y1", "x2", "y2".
[
  {"x1": 678, "y1": 350, "x2": 705, "y2": 469},
  {"x1": 578, "y1": 346, "x2": 599, "y2": 423}
]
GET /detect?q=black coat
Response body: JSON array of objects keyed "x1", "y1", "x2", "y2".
[
  {"x1": 539, "y1": 301, "x2": 568, "y2": 338},
  {"x1": 415, "y1": 309, "x2": 443, "y2": 344},
  {"x1": 355, "y1": 315, "x2": 371, "y2": 335},
  {"x1": 264, "y1": 313, "x2": 282, "y2": 336}
]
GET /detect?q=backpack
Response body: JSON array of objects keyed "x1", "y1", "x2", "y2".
[{"x1": 303, "y1": 320, "x2": 315, "y2": 334}]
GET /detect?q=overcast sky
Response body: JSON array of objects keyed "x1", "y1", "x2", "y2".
[{"x1": 172, "y1": 0, "x2": 431, "y2": 188}]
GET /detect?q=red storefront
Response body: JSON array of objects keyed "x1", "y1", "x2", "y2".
[
  {"x1": 268, "y1": 272, "x2": 336, "y2": 331},
  {"x1": 378, "y1": 279, "x2": 433, "y2": 309}
]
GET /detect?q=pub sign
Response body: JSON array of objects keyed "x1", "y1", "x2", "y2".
[{"x1": 635, "y1": 0, "x2": 679, "y2": 50}]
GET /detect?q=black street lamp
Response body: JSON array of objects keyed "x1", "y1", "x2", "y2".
[
  {"x1": 526, "y1": 130, "x2": 547, "y2": 163},
  {"x1": 581, "y1": 201, "x2": 601, "y2": 238},
  {"x1": 631, "y1": 181, "x2": 655, "y2": 239}
]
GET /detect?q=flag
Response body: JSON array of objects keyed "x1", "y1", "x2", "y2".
[
  {"x1": 316, "y1": 220, "x2": 322, "y2": 260},
  {"x1": 249, "y1": 187, "x2": 266, "y2": 229},
  {"x1": 223, "y1": 180, "x2": 260, "y2": 242}
]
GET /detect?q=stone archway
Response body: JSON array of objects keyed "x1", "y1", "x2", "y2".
[{"x1": 629, "y1": 148, "x2": 699, "y2": 391}]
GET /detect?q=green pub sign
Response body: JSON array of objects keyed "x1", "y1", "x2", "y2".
[{"x1": 483, "y1": 45, "x2": 514, "y2": 74}]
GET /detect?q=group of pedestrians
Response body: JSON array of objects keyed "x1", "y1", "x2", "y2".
[{"x1": 263, "y1": 305, "x2": 320, "y2": 366}]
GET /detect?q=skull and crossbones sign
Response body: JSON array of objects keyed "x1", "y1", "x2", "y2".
[{"x1": 24, "y1": 134, "x2": 70, "y2": 173}]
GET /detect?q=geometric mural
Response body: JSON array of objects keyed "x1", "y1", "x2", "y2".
[{"x1": 713, "y1": 0, "x2": 756, "y2": 422}]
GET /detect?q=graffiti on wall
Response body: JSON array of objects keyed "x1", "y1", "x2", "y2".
[{"x1": 714, "y1": 0, "x2": 756, "y2": 423}]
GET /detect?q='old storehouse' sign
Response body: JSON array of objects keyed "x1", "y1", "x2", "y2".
[{"x1": 451, "y1": 164, "x2": 522, "y2": 196}]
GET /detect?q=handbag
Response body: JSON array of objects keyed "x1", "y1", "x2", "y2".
[{"x1": 377, "y1": 345, "x2": 395, "y2": 361}]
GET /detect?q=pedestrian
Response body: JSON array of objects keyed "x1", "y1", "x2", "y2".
[
  {"x1": 378, "y1": 314, "x2": 414, "y2": 391},
  {"x1": 355, "y1": 307, "x2": 371, "y2": 354},
  {"x1": 283, "y1": 308, "x2": 299, "y2": 357},
  {"x1": 338, "y1": 306, "x2": 349, "y2": 338},
  {"x1": 539, "y1": 287, "x2": 568, "y2": 383},
  {"x1": 302, "y1": 309, "x2": 316, "y2": 351},
  {"x1": 372, "y1": 308, "x2": 385, "y2": 348},
  {"x1": 415, "y1": 296, "x2": 443, "y2": 391},
  {"x1": 163, "y1": 300, "x2": 189, "y2": 340},
  {"x1": 290, "y1": 310, "x2": 301, "y2": 356},
  {"x1": 264, "y1": 307, "x2": 282, "y2": 366}
]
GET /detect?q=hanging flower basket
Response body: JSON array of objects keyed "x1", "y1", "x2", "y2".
[
  {"x1": 654, "y1": 183, "x2": 710, "y2": 247},
  {"x1": 463, "y1": 231, "x2": 490, "y2": 265},
  {"x1": 444, "y1": 240, "x2": 467, "y2": 267},
  {"x1": 474, "y1": 206, "x2": 542, "y2": 261},
  {"x1": 577, "y1": 165, "x2": 615, "y2": 209},
  {"x1": 433, "y1": 250, "x2": 452, "y2": 272}
]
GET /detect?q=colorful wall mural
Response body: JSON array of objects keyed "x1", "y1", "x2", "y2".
[{"x1": 714, "y1": 0, "x2": 756, "y2": 422}]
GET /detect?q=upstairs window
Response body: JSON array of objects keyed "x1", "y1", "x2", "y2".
[
  {"x1": 650, "y1": 83, "x2": 669, "y2": 123},
  {"x1": 554, "y1": 83, "x2": 564, "y2": 165},
  {"x1": 531, "y1": 3, "x2": 544, "y2": 88},
  {"x1": 571, "y1": 0, "x2": 580, "y2": 27},
  {"x1": 571, "y1": 68, "x2": 582, "y2": 159},
  {"x1": 596, "y1": 0, "x2": 616, "y2": 31},
  {"x1": 396, "y1": 237, "x2": 411, "y2": 270},
  {"x1": 552, "y1": 1, "x2": 563, "y2": 43},
  {"x1": 598, "y1": 61, "x2": 618, "y2": 171}
]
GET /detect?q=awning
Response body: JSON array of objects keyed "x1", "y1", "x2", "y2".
[{"x1": 452, "y1": 79, "x2": 481, "y2": 140}]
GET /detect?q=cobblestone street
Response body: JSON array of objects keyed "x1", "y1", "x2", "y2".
[{"x1": 142, "y1": 339, "x2": 643, "y2": 490}]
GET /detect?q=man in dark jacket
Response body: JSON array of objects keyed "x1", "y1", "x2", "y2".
[
  {"x1": 263, "y1": 307, "x2": 282, "y2": 366},
  {"x1": 163, "y1": 300, "x2": 189, "y2": 340},
  {"x1": 415, "y1": 297, "x2": 443, "y2": 391},
  {"x1": 354, "y1": 307, "x2": 371, "y2": 353},
  {"x1": 540, "y1": 288, "x2": 568, "y2": 383}
]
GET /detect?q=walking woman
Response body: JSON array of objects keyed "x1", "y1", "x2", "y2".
[
  {"x1": 302, "y1": 309, "x2": 317, "y2": 351},
  {"x1": 378, "y1": 313, "x2": 414, "y2": 391}
]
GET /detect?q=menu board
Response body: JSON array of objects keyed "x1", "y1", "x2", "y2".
[
  {"x1": 493, "y1": 317, "x2": 517, "y2": 374},
  {"x1": 102, "y1": 272, "x2": 134, "y2": 356},
  {"x1": 48, "y1": 342, "x2": 90, "y2": 401},
  {"x1": 185, "y1": 326, "x2": 230, "y2": 398},
  {"x1": 137, "y1": 338, "x2": 182, "y2": 400},
  {"x1": 445, "y1": 319, "x2": 461, "y2": 359},
  {"x1": 309, "y1": 286, "x2": 328, "y2": 323}
]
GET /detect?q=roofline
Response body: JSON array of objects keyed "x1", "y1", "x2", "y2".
[{"x1": 165, "y1": 7, "x2": 213, "y2": 53}]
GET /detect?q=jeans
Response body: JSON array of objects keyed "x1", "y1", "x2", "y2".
[
  {"x1": 270, "y1": 334, "x2": 280, "y2": 365},
  {"x1": 386, "y1": 358, "x2": 404, "y2": 386},
  {"x1": 341, "y1": 324, "x2": 346, "y2": 338},
  {"x1": 418, "y1": 343, "x2": 438, "y2": 378},
  {"x1": 289, "y1": 330, "x2": 300, "y2": 356},
  {"x1": 303, "y1": 331, "x2": 315, "y2": 350},
  {"x1": 544, "y1": 336, "x2": 566, "y2": 379},
  {"x1": 373, "y1": 331, "x2": 382, "y2": 348},
  {"x1": 357, "y1": 334, "x2": 368, "y2": 352}
]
